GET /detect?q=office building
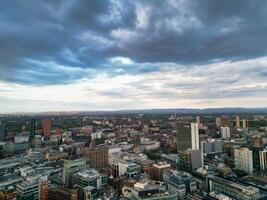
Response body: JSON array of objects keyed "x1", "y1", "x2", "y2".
[
  {"x1": 63, "y1": 159, "x2": 88, "y2": 187},
  {"x1": 42, "y1": 118, "x2": 51, "y2": 138},
  {"x1": 85, "y1": 144, "x2": 109, "y2": 171},
  {"x1": 163, "y1": 169, "x2": 197, "y2": 199},
  {"x1": 221, "y1": 127, "x2": 230, "y2": 139},
  {"x1": 16, "y1": 174, "x2": 49, "y2": 200},
  {"x1": 259, "y1": 149, "x2": 267, "y2": 172},
  {"x1": 72, "y1": 169, "x2": 107, "y2": 189},
  {"x1": 234, "y1": 148, "x2": 253, "y2": 175},
  {"x1": 30, "y1": 118, "x2": 36, "y2": 142},
  {"x1": 191, "y1": 123, "x2": 199, "y2": 150},
  {"x1": 206, "y1": 175, "x2": 260, "y2": 200},
  {"x1": 149, "y1": 162, "x2": 171, "y2": 181},
  {"x1": 178, "y1": 149, "x2": 203, "y2": 172},
  {"x1": 201, "y1": 139, "x2": 222, "y2": 154},
  {"x1": 112, "y1": 162, "x2": 141, "y2": 178},
  {"x1": 177, "y1": 123, "x2": 199, "y2": 152},
  {"x1": 131, "y1": 179, "x2": 177, "y2": 200}
]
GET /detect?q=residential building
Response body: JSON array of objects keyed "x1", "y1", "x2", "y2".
[
  {"x1": 259, "y1": 149, "x2": 267, "y2": 172},
  {"x1": 234, "y1": 148, "x2": 253, "y2": 175},
  {"x1": 221, "y1": 127, "x2": 230, "y2": 139},
  {"x1": 42, "y1": 119, "x2": 51, "y2": 139}
]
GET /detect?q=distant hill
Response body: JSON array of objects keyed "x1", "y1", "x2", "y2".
[{"x1": 2, "y1": 107, "x2": 267, "y2": 116}]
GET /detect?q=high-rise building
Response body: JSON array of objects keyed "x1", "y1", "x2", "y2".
[
  {"x1": 196, "y1": 116, "x2": 201, "y2": 124},
  {"x1": 177, "y1": 123, "x2": 199, "y2": 152},
  {"x1": 221, "y1": 127, "x2": 230, "y2": 139},
  {"x1": 42, "y1": 118, "x2": 51, "y2": 138},
  {"x1": 215, "y1": 117, "x2": 221, "y2": 128},
  {"x1": 84, "y1": 144, "x2": 109, "y2": 171},
  {"x1": 191, "y1": 123, "x2": 199, "y2": 150},
  {"x1": 0, "y1": 121, "x2": 5, "y2": 142},
  {"x1": 236, "y1": 115, "x2": 240, "y2": 128},
  {"x1": 234, "y1": 148, "x2": 253, "y2": 175},
  {"x1": 30, "y1": 118, "x2": 36, "y2": 142},
  {"x1": 207, "y1": 175, "x2": 260, "y2": 200},
  {"x1": 221, "y1": 116, "x2": 230, "y2": 127},
  {"x1": 196, "y1": 116, "x2": 203, "y2": 129},
  {"x1": 242, "y1": 118, "x2": 248, "y2": 129},
  {"x1": 259, "y1": 149, "x2": 267, "y2": 172}
]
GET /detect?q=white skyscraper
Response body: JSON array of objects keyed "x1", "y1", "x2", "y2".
[
  {"x1": 259, "y1": 149, "x2": 267, "y2": 172},
  {"x1": 221, "y1": 127, "x2": 230, "y2": 139},
  {"x1": 234, "y1": 148, "x2": 253, "y2": 175},
  {"x1": 191, "y1": 123, "x2": 199, "y2": 150}
]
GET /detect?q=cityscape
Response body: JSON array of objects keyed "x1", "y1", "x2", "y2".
[{"x1": 1, "y1": 1, "x2": 267, "y2": 200}]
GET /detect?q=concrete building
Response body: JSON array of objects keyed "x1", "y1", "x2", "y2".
[
  {"x1": 14, "y1": 134, "x2": 30, "y2": 144},
  {"x1": 85, "y1": 144, "x2": 109, "y2": 171},
  {"x1": 234, "y1": 148, "x2": 253, "y2": 175},
  {"x1": 163, "y1": 169, "x2": 197, "y2": 199},
  {"x1": 201, "y1": 139, "x2": 222, "y2": 154},
  {"x1": 242, "y1": 118, "x2": 248, "y2": 129},
  {"x1": 215, "y1": 117, "x2": 221, "y2": 128},
  {"x1": 149, "y1": 162, "x2": 171, "y2": 181},
  {"x1": 72, "y1": 169, "x2": 107, "y2": 189},
  {"x1": 207, "y1": 175, "x2": 260, "y2": 200},
  {"x1": 112, "y1": 161, "x2": 141, "y2": 178},
  {"x1": 131, "y1": 179, "x2": 177, "y2": 200},
  {"x1": 178, "y1": 149, "x2": 203, "y2": 172},
  {"x1": 221, "y1": 116, "x2": 230, "y2": 127},
  {"x1": 236, "y1": 115, "x2": 240, "y2": 128},
  {"x1": 63, "y1": 159, "x2": 88, "y2": 187},
  {"x1": 191, "y1": 123, "x2": 199, "y2": 150},
  {"x1": 221, "y1": 127, "x2": 230, "y2": 139},
  {"x1": 259, "y1": 149, "x2": 267, "y2": 172}
]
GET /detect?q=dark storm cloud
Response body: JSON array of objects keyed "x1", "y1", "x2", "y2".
[{"x1": 0, "y1": 0, "x2": 267, "y2": 85}]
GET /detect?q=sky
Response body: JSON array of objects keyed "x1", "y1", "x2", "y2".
[{"x1": 1, "y1": 0, "x2": 267, "y2": 113}]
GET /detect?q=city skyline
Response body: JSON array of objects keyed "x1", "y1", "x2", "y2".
[{"x1": 1, "y1": 1, "x2": 267, "y2": 112}]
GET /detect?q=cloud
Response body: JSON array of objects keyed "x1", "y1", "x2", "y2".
[{"x1": 0, "y1": 0, "x2": 267, "y2": 111}]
